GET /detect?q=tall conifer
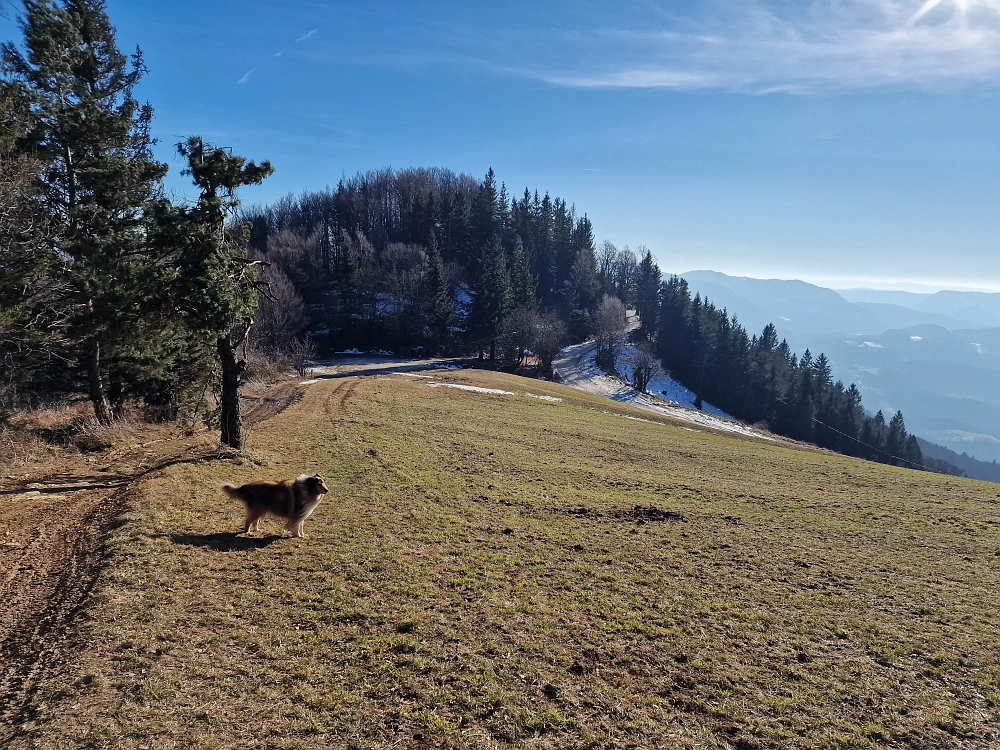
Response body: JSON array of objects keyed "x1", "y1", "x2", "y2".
[
  {"x1": 468, "y1": 235, "x2": 511, "y2": 360},
  {"x1": 2, "y1": 0, "x2": 168, "y2": 422}
]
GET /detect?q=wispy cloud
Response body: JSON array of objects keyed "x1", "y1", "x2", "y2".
[
  {"x1": 275, "y1": 27, "x2": 319, "y2": 57},
  {"x1": 235, "y1": 27, "x2": 319, "y2": 86},
  {"x1": 521, "y1": 0, "x2": 1000, "y2": 92}
]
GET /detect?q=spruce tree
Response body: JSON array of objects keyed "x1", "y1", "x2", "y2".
[
  {"x1": 0, "y1": 81, "x2": 57, "y2": 411},
  {"x1": 886, "y1": 410, "x2": 909, "y2": 463},
  {"x1": 424, "y1": 228, "x2": 454, "y2": 346},
  {"x1": 468, "y1": 235, "x2": 511, "y2": 360},
  {"x1": 634, "y1": 248, "x2": 661, "y2": 341},
  {"x1": 2, "y1": 0, "x2": 168, "y2": 422},
  {"x1": 472, "y1": 168, "x2": 501, "y2": 253},
  {"x1": 509, "y1": 234, "x2": 536, "y2": 310},
  {"x1": 563, "y1": 244, "x2": 601, "y2": 340}
]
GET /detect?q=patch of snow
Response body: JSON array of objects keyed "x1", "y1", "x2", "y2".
[
  {"x1": 298, "y1": 379, "x2": 321, "y2": 385},
  {"x1": 861, "y1": 341, "x2": 883, "y2": 349},
  {"x1": 617, "y1": 343, "x2": 730, "y2": 417},
  {"x1": 335, "y1": 348, "x2": 395, "y2": 356},
  {"x1": 424, "y1": 382, "x2": 562, "y2": 403},
  {"x1": 856, "y1": 366, "x2": 879, "y2": 375},
  {"x1": 428, "y1": 383, "x2": 515, "y2": 396},
  {"x1": 910, "y1": 336, "x2": 923, "y2": 341},
  {"x1": 552, "y1": 341, "x2": 771, "y2": 440},
  {"x1": 454, "y1": 283, "x2": 473, "y2": 308},
  {"x1": 973, "y1": 343, "x2": 985, "y2": 353},
  {"x1": 309, "y1": 328, "x2": 330, "y2": 336},
  {"x1": 433, "y1": 364, "x2": 461, "y2": 369}
]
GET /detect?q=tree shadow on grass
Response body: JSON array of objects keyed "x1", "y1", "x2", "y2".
[{"x1": 168, "y1": 531, "x2": 284, "y2": 551}]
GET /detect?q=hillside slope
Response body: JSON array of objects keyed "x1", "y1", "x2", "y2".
[{"x1": 13, "y1": 368, "x2": 1000, "y2": 749}]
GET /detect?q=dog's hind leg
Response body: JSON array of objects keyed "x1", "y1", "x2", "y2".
[
  {"x1": 289, "y1": 519, "x2": 305, "y2": 538},
  {"x1": 244, "y1": 510, "x2": 262, "y2": 535}
]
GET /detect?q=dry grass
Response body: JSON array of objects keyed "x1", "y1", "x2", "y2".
[
  {"x1": 0, "y1": 400, "x2": 198, "y2": 479},
  {"x1": 17, "y1": 369, "x2": 1000, "y2": 749}
]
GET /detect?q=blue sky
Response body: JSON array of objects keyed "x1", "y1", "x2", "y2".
[{"x1": 3, "y1": 0, "x2": 1000, "y2": 290}]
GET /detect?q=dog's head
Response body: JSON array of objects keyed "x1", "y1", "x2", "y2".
[{"x1": 306, "y1": 474, "x2": 329, "y2": 496}]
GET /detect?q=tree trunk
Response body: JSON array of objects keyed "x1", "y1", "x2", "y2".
[
  {"x1": 87, "y1": 338, "x2": 112, "y2": 425},
  {"x1": 109, "y1": 370, "x2": 126, "y2": 420},
  {"x1": 217, "y1": 334, "x2": 244, "y2": 449}
]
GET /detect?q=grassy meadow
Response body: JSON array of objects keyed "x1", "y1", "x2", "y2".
[{"x1": 31, "y1": 368, "x2": 1000, "y2": 749}]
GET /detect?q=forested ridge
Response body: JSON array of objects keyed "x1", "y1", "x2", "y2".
[
  {"x1": 1, "y1": 0, "x2": 930, "y2": 469},
  {"x1": 243, "y1": 169, "x2": 927, "y2": 470}
]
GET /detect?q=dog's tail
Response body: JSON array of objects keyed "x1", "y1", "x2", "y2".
[{"x1": 221, "y1": 483, "x2": 241, "y2": 499}]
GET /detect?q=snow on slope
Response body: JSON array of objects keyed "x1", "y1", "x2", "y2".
[
  {"x1": 553, "y1": 341, "x2": 770, "y2": 440},
  {"x1": 617, "y1": 344, "x2": 731, "y2": 418}
]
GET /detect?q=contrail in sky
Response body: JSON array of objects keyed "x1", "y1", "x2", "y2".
[{"x1": 275, "y1": 28, "x2": 319, "y2": 57}]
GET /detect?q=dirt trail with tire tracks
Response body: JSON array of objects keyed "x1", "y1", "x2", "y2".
[
  {"x1": 0, "y1": 379, "x2": 319, "y2": 745},
  {"x1": 0, "y1": 437, "x2": 213, "y2": 744},
  {"x1": 0, "y1": 362, "x2": 429, "y2": 743}
]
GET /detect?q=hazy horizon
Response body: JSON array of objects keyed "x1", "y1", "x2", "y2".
[{"x1": 671, "y1": 270, "x2": 1000, "y2": 295}]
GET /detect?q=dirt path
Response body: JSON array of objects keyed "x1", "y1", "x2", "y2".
[
  {"x1": 0, "y1": 368, "x2": 369, "y2": 743},
  {"x1": 0, "y1": 435, "x2": 218, "y2": 744}
]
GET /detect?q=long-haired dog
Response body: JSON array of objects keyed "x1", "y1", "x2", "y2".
[{"x1": 222, "y1": 474, "x2": 329, "y2": 538}]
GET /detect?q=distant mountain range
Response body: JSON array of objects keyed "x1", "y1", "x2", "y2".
[
  {"x1": 839, "y1": 288, "x2": 1000, "y2": 329},
  {"x1": 917, "y1": 438, "x2": 1000, "y2": 483},
  {"x1": 677, "y1": 270, "x2": 1000, "y2": 466}
]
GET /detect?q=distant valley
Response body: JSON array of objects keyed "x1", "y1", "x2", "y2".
[{"x1": 678, "y1": 271, "x2": 1000, "y2": 467}]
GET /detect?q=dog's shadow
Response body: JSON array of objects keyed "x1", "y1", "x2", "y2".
[{"x1": 168, "y1": 531, "x2": 284, "y2": 551}]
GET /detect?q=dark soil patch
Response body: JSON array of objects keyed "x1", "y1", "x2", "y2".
[
  {"x1": 552, "y1": 504, "x2": 687, "y2": 523},
  {"x1": 614, "y1": 505, "x2": 687, "y2": 523}
]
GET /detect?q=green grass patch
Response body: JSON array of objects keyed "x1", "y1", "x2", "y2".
[{"x1": 28, "y1": 369, "x2": 1000, "y2": 748}]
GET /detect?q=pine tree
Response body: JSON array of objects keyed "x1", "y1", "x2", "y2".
[
  {"x1": 2, "y1": 0, "x2": 168, "y2": 422},
  {"x1": 468, "y1": 235, "x2": 511, "y2": 360},
  {"x1": 423, "y1": 228, "x2": 454, "y2": 346},
  {"x1": 472, "y1": 168, "x2": 500, "y2": 254},
  {"x1": 509, "y1": 235, "x2": 536, "y2": 310},
  {"x1": 886, "y1": 410, "x2": 909, "y2": 463},
  {"x1": 563, "y1": 244, "x2": 600, "y2": 341},
  {"x1": 0, "y1": 81, "x2": 58, "y2": 411},
  {"x1": 634, "y1": 247, "x2": 661, "y2": 341},
  {"x1": 174, "y1": 136, "x2": 273, "y2": 449}
]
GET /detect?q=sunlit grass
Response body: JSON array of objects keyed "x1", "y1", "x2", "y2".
[{"x1": 31, "y1": 369, "x2": 1000, "y2": 749}]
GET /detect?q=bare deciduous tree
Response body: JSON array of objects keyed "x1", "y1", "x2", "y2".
[
  {"x1": 533, "y1": 313, "x2": 566, "y2": 376},
  {"x1": 593, "y1": 294, "x2": 627, "y2": 372},
  {"x1": 251, "y1": 266, "x2": 307, "y2": 354},
  {"x1": 497, "y1": 306, "x2": 538, "y2": 369},
  {"x1": 288, "y1": 336, "x2": 318, "y2": 376},
  {"x1": 625, "y1": 342, "x2": 662, "y2": 393},
  {"x1": 596, "y1": 240, "x2": 638, "y2": 305}
]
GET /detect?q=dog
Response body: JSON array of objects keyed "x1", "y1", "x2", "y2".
[{"x1": 222, "y1": 474, "x2": 329, "y2": 538}]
